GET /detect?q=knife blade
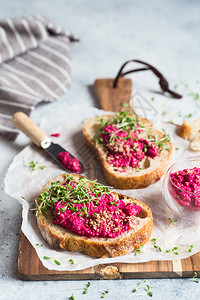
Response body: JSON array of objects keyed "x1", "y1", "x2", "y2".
[{"x1": 12, "y1": 112, "x2": 84, "y2": 174}]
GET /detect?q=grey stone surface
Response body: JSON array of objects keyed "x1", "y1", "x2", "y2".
[{"x1": 1, "y1": 0, "x2": 200, "y2": 299}]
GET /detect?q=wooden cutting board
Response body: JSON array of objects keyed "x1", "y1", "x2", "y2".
[
  {"x1": 18, "y1": 84, "x2": 200, "y2": 280},
  {"x1": 18, "y1": 230, "x2": 200, "y2": 280}
]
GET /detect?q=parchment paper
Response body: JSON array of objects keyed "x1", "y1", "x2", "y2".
[{"x1": 4, "y1": 106, "x2": 200, "y2": 271}]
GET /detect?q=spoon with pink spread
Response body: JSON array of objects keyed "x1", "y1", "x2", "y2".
[{"x1": 12, "y1": 112, "x2": 84, "y2": 173}]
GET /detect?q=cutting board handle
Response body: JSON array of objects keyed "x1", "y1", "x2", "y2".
[{"x1": 12, "y1": 112, "x2": 50, "y2": 148}]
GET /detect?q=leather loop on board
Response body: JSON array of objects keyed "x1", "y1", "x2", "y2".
[{"x1": 113, "y1": 59, "x2": 182, "y2": 99}]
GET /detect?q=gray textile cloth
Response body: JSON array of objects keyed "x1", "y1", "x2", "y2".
[{"x1": 0, "y1": 14, "x2": 75, "y2": 139}]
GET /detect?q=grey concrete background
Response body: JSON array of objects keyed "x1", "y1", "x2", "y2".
[{"x1": 1, "y1": 0, "x2": 200, "y2": 299}]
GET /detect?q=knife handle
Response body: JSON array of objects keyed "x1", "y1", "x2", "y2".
[{"x1": 12, "y1": 112, "x2": 51, "y2": 148}]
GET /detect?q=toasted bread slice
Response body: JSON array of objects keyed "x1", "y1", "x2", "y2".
[
  {"x1": 36, "y1": 174, "x2": 153, "y2": 258},
  {"x1": 83, "y1": 113, "x2": 174, "y2": 189}
]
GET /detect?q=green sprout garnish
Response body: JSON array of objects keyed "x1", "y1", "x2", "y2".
[
  {"x1": 99, "y1": 289, "x2": 110, "y2": 298},
  {"x1": 135, "y1": 245, "x2": 144, "y2": 255},
  {"x1": 83, "y1": 282, "x2": 91, "y2": 294},
  {"x1": 28, "y1": 160, "x2": 45, "y2": 171},
  {"x1": 69, "y1": 259, "x2": 75, "y2": 264},
  {"x1": 188, "y1": 244, "x2": 194, "y2": 252},
  {"x1": 36, "y1": 175, "x2": 110, "y2": 216},
  {"x1": 43, "y1": 256, "x2": 61, "y2": 265},
  {"x1": 188, "y1": 272, "x2": 199, "y2": 283},
  {"x1": 133, "y1": 280, "x2": 153, "y2": 297}
]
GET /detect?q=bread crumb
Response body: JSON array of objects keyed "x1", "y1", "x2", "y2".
[
  {"x1": 179, "y1": 118, "x2": 200, "y2": 151},
  {"x1": 100, "y1": 265, "x2": 122, "y2": 279}
]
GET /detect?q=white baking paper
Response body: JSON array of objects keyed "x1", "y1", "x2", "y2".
[{"x1": 4, "y1": 106, "x2": 200, "y2": 271}]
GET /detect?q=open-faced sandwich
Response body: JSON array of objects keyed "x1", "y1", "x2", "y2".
[
  {"x1": 83, "y1": 111, "x2": 174, "y2": 189},
  {"x1": 36, "y1": 174, "x2": 153, "y2": 258}
]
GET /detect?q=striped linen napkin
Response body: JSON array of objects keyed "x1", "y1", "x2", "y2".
[{"x1": 0, "y1": 14, "x2": 77, "y2": 139}]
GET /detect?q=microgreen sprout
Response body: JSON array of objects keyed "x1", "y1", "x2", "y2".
[
  {"x1": 28, "y1": 160, "x2": 45, "y2": 171},
  {"x1": 43, "y1": 256, "x2": 51, "y2": 260},
  {"x1": 35, "y1": 243, "x2": 43, "y2": 248},
  {"x1": 83, "y1": 282, "x2": 91, "y2": 294},
  {"x1": 152, "y1": 219, "x2": 178, "y2": 254},
  {"x1": 188, "y1": 244, "x2": 194, "y2": 252},
  {"x1": 133, "y1": 280, "x2": 153, "y2": 297},
  {"x1": 43, "y1": 256, "x2": 61, "y2": 265},
  {"x1": 69, "y1": 259, "x2": 75, "y2": 264},
  {"x1": 168, "y1": 218, "x2": 178, "y2": 225},
  {"x1": 135, "y1": 245, "x2": 144, "y2": 255},
  {"x1": 99, "y1": 289, "x2": 110, "y2": 298},
  {"x1": 70, "y1": 294, "x2": 76, "y2": 300},
  {"x1": 166, "y1": 246, "x2": 179, "y2": 255},
  {"x1": 189, "y1": 92, "x2": 200, "y2": 101},
  {"x1": 188, "y1": 272, "x2": 199, "y2": 283},
  {"x1": 54, "y1": 259, "x2": 61, "y2": 265}
]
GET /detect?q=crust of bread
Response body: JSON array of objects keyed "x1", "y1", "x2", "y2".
[
  {"x1": 83, "y1": 114, "x2": 174, "y2": 189},
  {"x1": 36, "y1": 174, "x2": 153, "y2": 258}
]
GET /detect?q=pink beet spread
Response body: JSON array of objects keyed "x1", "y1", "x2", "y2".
[
  {"x1": 169, "y1": 167, "x2": 200, "y2": 208},
  {"x1": 57, "y1": 151, "x2": 81, "y2": 173},
  {"x1": 51, "y1": 133, "x2": 60, "y2": 137},
  {"x1": 100, "y1": 124, "x2": 158, "y2": 169},
  {"x1": 51, "y1": 178, "x2": 142, "y2": 238}
]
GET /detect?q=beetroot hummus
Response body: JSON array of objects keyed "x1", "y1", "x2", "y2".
[
  {"x1": 47, "y1": 176, "x2": 142, "y2": 238},
  {"x1": 57, "y1": 151, "x2": 81, "y2": 173},
  {"x1": 169, "y1": 167, "x2": 200, "y2": 209},
  {"x1": 99, "y1": 123, "x2": 158, "y2": 169}
]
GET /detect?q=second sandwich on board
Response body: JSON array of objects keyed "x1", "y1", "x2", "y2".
[{"x1": 83, "y1": 111, "x2": 174, "y2": 189}]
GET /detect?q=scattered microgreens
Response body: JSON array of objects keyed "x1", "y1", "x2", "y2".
[
  {"x1": 69, "y1": 259, "x2": 75, "y2": 264},
  {"x1": 162, "y1": 111, "x2": 167, "y2": 116},
  {"x1": 54, "y1": 259, "x2": 62, "y2": 265},
  {"x1": 35, "y1": 243, "x2": 43, "y2": 248},
  {"x1": 174, "y1": 84, "x2": 178, "y2": 89},
  {"x1": 177, "y1": 111, "x2": 182, "y2": 117},
  {"x1": 165, "y1": 246, "x2": 179, "y2": 255},
  {"x1": 189, "y1": 92, "x2": 200, "y2": 101},
  {"x1": 99, "y1": 289, "x2": 110, "y2": 298},
  {"x1": 152, "y1": 218, "x2": 178, "y2": 254},
  {"x1": 188, "y1": 244, "x2": 194, "y2": 252},
  {"x1": 28, "y1": 160, "x2": 45, "y2": 171},
  {"x1": 43, "y1": 256, "x2": 51, "y2": 260},
  {"x1": 133, "y1": 280, "x2": 153, "y2": 297},
  {"x1": 175, "y1": 147, "x2": 179, "y2": 150},
  {"x1": 168, "y1": 120, "x2": 174, "y2": 124},
  {"x1": 134, "y1": 245, "x2": 144, "y2": 255},
  {"x1": 168, "y1": 218, "x2": 178, "y2": 225},
  {"x1": 83, "y1": 282, "x2": 91, "y2": 294},
  {"x1": 151, "y1": 97, "x2": 155, "y2": 101},
  {"x1": 188, "y1": 272, "x2": 199, "y2": 283},
  {"x1": 70, "y1": 295, "x2": 76, "y2": 300},
  {"x1": 43, "y1": 256, "x2": 61, "y2": 265},
  {"x1": 184, "y1": 113, "x2": 192, "y2": 118}
]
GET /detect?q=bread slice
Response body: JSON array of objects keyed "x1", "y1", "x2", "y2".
[
  {"x1": 83, "y1": 112, "x2": 174, "y2": 189},
  {"x1": 36, "y1": 173, "x2": 153, "y2": 258},
  {"x1": 178, "y1": 118, "x2": 200, "y2": 151}
]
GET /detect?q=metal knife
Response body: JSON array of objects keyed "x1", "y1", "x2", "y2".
[{"x1": 12, "y1": 112, "x2": 84, "y2": 173}]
